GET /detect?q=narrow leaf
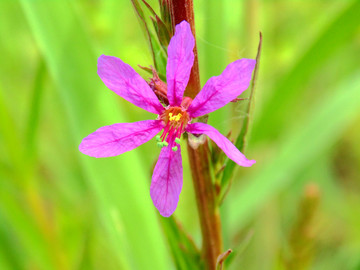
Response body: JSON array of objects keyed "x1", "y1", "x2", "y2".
[
  {"x1": 227, "y1": 72, "x2": 360, "y2": 232},
  {"x1": 219, "y1": 32, "x2": 262, "y2": 203},
  {"x1": 252, "y1": 1, "x2": 360, "y2": 141},
  {"x1": 160, "y1": 216, "x2": 201, "y2": 270},
  {"x1": 19, "y1": 1, "x2": 170, "y2": 269}
]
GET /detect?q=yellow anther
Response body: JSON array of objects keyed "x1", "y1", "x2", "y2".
[
  {"x1": 169, "y1": 112, "x2": 182, "y2": 121},
  {"x1": 174, "y1": 113, "x2": 182, "y2": 121}
]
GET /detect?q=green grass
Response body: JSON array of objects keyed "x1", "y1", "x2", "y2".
[{"x1": 0, "y1": 1, "x2": 359, "y2": 269}]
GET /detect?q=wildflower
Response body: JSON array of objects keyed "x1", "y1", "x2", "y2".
[{"x1": 79, "y1": 21, "x2": 256, "y2": 217}]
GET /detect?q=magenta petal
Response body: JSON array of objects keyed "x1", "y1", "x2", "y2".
[
  {"x1": 186, "y1": 123, "x2": 255, "y2": 167},
  {"x1": 79, "y1": 120, "x2": 163, "y2": 158},
  {"x1": 98, "y1": 55, "x2": 164, "y2": 114},
  {"x1": 150, "y1": 144, "x2": 183, "y2": 217},
  {"x1": 166, "y1": 21, "x2": 195, "y2": 106},
  {"x1": 187, "y1": 59, "x2": 256, "y2": 118}
]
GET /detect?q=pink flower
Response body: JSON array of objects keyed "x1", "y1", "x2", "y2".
[{"x1": 79, "y1": 21, "x2": 256, "y2": 217}]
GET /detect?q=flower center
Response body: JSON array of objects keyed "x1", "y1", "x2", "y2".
[{"x1": 157, "y1": 106, "x2": 190, "y2": 149}]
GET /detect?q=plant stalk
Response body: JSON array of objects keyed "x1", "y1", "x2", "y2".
[
  {"x1": 169, "y1": 1, "x2": 223, "y2": 268},
  {"x1": 169, "y1": 0, "x2": 200, "y2": 99},
  {"x1": 187, "y1": 142, "x2": 223, "y2": 269}
]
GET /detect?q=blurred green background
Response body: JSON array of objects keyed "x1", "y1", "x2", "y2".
[{"x1": 0, "y1": 0, "x2": 359, "y2": 269}]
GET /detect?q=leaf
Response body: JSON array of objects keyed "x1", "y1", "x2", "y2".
[
  {"x1": 219, "y1": 32, "x2": 263, "y2": 203},
  {"x1": 0, "y1": 184, "x2": 56, "y2": 269},
  {"x1": 160, "y1": 216, "x2": 201, "y2": 270},
  {"x1": 130, "y1": 0, "x2": 167, "y2": 76},
  {"x1": 251, "y1": 1, "x2": 360, "y2": 141},
  {"x1": 158, "y1": 0, "x2": 172, "y2": 34},
  {"x1": 19, "y1": 1, "x2": 170, "y2": 269},
  {"x1": 151, "y1": 15, "x2": 171, "y2": 48},
  {"x1": 216, "y1": 249, "x2": 232, "y2": 270},
  {"x1": 25, "y1": 59, "x2": 46, "y2": 159},
  {"x1": 0, "y1": 211, "x2": 26, "y2": 270},
  {"x1": 140, "y1": 1, "x2": 171, "y2": 48},
  {"x1": 131, "y1": 0, "x2": 157, "y2": 65},
  {"x1": 226, "y1": 72, "x2": 360, "y2": 232}
]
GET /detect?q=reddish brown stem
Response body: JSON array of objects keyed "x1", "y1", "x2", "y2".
[
  {"x1": 187, "y1": 142, "x2": 223, "y2": 269},
  {"x1": 169, "y1": 0, "x2": 200, "y2": 99},
  {"x1": 169, "y1": 1, "x2": 223, "y2": 269}
]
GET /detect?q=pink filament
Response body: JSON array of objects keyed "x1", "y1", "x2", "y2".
[{"x1": 160, "y1": 122, "x2": 182, "y2": 145}]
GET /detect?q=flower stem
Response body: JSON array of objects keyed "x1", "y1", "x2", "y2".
[
  {"x1": 187, "y1": 142, "x2": 223, "y2": 269},
  {"x1": 169, "y1": 0, "x2": 200, "y2": 99},
  {"x1": 169, "y1": 1, "x2": 223, "y2": 268}
]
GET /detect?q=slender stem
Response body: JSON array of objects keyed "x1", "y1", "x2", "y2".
[
  {"x1": 169, "y1": 0, "x2": 200, "y2": 99},
  {"x1": 169, "y1": 1, "x2": 223, "y2": 268},
  {"x1": 187, "y1": 142, "x2": 223, "y2": 269}
]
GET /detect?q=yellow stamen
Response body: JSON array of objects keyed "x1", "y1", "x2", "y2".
[{"x1": 169, "y1": 112, "x2": 182, "y2": 121}]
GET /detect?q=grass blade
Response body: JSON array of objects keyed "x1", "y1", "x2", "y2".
[
  {"x1": 220, "y1": 32, "x2": 262, "y2": 202},
  {"x1": 227, "y1": 72, "x2": 360, "y2": 231},
  {"x1": 19, "y1": 1, "x2": 170, "y2": 269},
  {"x1": 252, "y1": 1, "x2": 360, "y2": 141}
]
